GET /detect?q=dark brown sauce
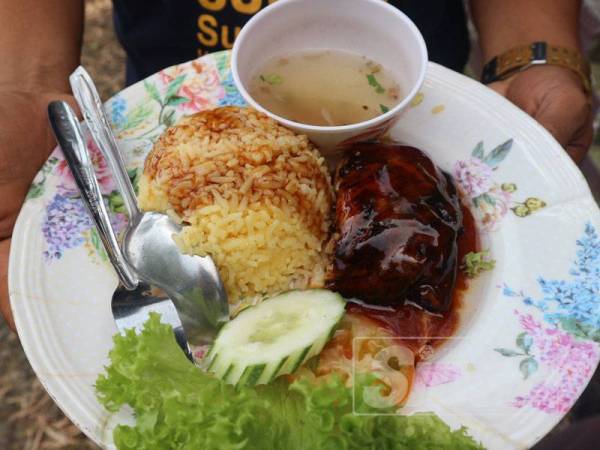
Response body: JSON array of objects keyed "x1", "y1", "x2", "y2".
[{"x1": 347, "y1": 203, "x2": 477, "y2": 357}]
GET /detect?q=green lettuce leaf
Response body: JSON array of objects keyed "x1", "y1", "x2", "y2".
[{"x1": 96, "y1": 313, "x2": 484, "y2": 450}]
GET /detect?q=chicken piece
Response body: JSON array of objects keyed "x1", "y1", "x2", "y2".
[{"x1": 326, "y1": 143, "x2": 463, "y2": 313}]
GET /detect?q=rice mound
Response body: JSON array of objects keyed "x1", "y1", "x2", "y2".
[{"x1": 138, "y1": 106, "x2": 333, "y2": 304}]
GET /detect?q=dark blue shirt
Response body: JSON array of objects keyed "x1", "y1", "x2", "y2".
[{"x1": 113, "y1": 0, "x2": 469, "y2": 85}]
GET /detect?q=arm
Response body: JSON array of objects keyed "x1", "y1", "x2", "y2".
[
  {"x1": 0, "y1": 0, "x2": 84, "y2": 92},
  {"x1": 0, "y1": 0, "x2": 84, "y2": 330},
  {"x1": 471, "y1": 0, "x2": 580, "y2": 61},
  {"x1": 470, "y1": 0, "x2": 592, "y2": 162}
]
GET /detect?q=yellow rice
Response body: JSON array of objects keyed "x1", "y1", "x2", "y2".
[{"x1": 138, "y1": 106, "x2": 333, "y2": 304}]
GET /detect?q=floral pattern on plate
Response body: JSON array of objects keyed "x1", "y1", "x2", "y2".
[
  {"x1": 40, "y1": 139, "x2": 132, "y2": 262},
  {"x1": 497, "y1": 223, "x2": 600, "y2": 413},
  {"x1": 415, "y1": 362, "x2": 462, "y2": 388},
  {"x1": 454, "y1": 140, "x2": 546, "y2": 230},
  {"x1": 40, "y1": 53, "x2": 247, "y2": 264},
  {"x1": 111, "y1": 52, "x2": 246, "y2": 144}
]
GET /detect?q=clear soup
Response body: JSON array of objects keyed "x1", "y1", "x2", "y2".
[{"x1": 249, "y1": 49, "x2": 401, "y2": 127}]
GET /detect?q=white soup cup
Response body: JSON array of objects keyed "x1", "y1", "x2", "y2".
[{"x1": 232, "y1": 0, "x2": 428, "y2": 159}]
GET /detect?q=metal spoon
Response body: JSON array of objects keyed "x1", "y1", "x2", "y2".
[{"x1": 47, "y1": 101, "x2": 191, "y2": 358}]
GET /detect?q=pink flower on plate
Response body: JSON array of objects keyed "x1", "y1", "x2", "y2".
[
  {"x1": 517, "y1": 312, "x2": 543, "y2": 334},
  {"x1": 159, "y1": 65, "x2": 183, "y2": 86},
  {"x1": 160, "y1": 62, "x2": 225, "y2": 113},
  {"x1": 512, "y1": 372, "x2": 587, "y2": 414},
  {"x1": 511, "y1": 312, "x2": 600, "y2": 414},
  {"x1": 415, "y1": 362, "x2": 461, "y2": 387},
  {"x1": 55, "y1": 138, "x2": 115, "y2": 195},
  {"x1": 535, "y1": 329, "x2": 598, "y2": 373},
  {"x1": 453, "y1": 157, "x2": 495, "y2": 199}
]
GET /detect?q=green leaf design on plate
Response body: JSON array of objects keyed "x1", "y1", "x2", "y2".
[
  {"x1": 26, "y1": 183, "x2": 44, "y2": 200},
  {"x1": 120, "y1": 102, "x2": 154, "y2": 132},
  {"x1": 367, "y1": 74, "x2": 385, "y2": 94},
  {"x1": 483, "y1": 139, "x2": 513, "y2": 168},
  {"x1": 471, "y1": 141, "x2": 484, "y2": 159},
  {"x1": 519, "y1": 356, "x2": 538, "y2": 379},
  {"x1": 89, "y1": 227, "x2": 108, "y2": 262},
  {"x1": 161, "y1": 109, "x2": 176, "y2": 128},
  {"x1": 494, "y1": 348, "x2": 523, "y2": 357},
  {"x1": 165, "y1": 75, "x2": 187, "y2": 101},
  {"x1": 214, "y1": 51, "x2": 229, "y2": 76},
  {"x1": 26, "y1": 156, "x2": 58, "y2": 199},
  {"x1": 42, "y1": 156, "x2": 59, "y2": 174},
  {"x1": 516, "y1": 332, "x2": 533, "y2": 354},
  {"x1": 482, "y1": 192, "x2": 496, "y2": 206},
  {"x1": 144, "y1": 81, "x2": 161, "y2": 104},
  {"x1": 128, "y1": 168, "x2": 142, "y2": 195},
  {"x1": 557, "y1": 317, "x2": 600, "y2": 342},
  {"x1": 165, "y1": 95, "x2": 190, "y2": 107}
]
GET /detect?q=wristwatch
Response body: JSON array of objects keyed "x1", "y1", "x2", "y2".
[{"x1": 481, "y1": 42, "x2": 592, "y2": 95}]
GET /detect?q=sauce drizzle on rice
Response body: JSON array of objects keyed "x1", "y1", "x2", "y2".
[{"x1": 138, "y1": 107, "x2": 334, "y2": 305}]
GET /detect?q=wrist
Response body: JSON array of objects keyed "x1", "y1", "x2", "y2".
[
  {"x1": 481, "y1": 42, "x2": 591, "y2": 96},
  {"x1": 480, "y1": 34, "x2": 580, "y2": 65},
  {"x1": 0, "y1": 61, "x2": 75, "y2": 95}
]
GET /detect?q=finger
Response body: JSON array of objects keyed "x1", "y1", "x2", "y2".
[
  {"x1": 534, "y1": 98, "x2": 590, "y2": 149},
  {"x1": 498, "y1": 67, "x2": 590, "y2": 153},
  {"x1": 565, "y1": 112, "x2": 594, "y2": 163},
  {"x1": 0, "y1": 238, "x2": 15, "y2": 332}
]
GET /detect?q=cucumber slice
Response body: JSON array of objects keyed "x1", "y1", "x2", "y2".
[{"x1": 204, "y1": 289, "x2": 346, "y2": 387}]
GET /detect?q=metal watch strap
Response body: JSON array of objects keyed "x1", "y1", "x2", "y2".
[{"x1": 481, "y1": 42, "x2": 592, "y2": 94}]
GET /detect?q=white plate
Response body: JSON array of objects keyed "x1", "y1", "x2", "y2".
[{"x1": 9, "y1": 51, "x2": 600, "y2": 450}]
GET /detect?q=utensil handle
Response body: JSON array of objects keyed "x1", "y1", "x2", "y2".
[
  {"x1": 69, "y1": 66, "x2": 140, "y2": 219},
  {"x1": 48, "y1": 101, "x2": 139, "y2": 290}
]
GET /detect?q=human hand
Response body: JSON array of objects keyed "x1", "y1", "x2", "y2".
[
  {"x1": 0, "y1": 90, "x2": 76, "y2": 331},
  {"x1": 489, "y1": 65, "x2": 594, "y2": 163}
]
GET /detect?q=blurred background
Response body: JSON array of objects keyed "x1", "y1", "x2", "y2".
[{"x1": 0, "y1": 0, "x2": 599, "y2": 448}]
